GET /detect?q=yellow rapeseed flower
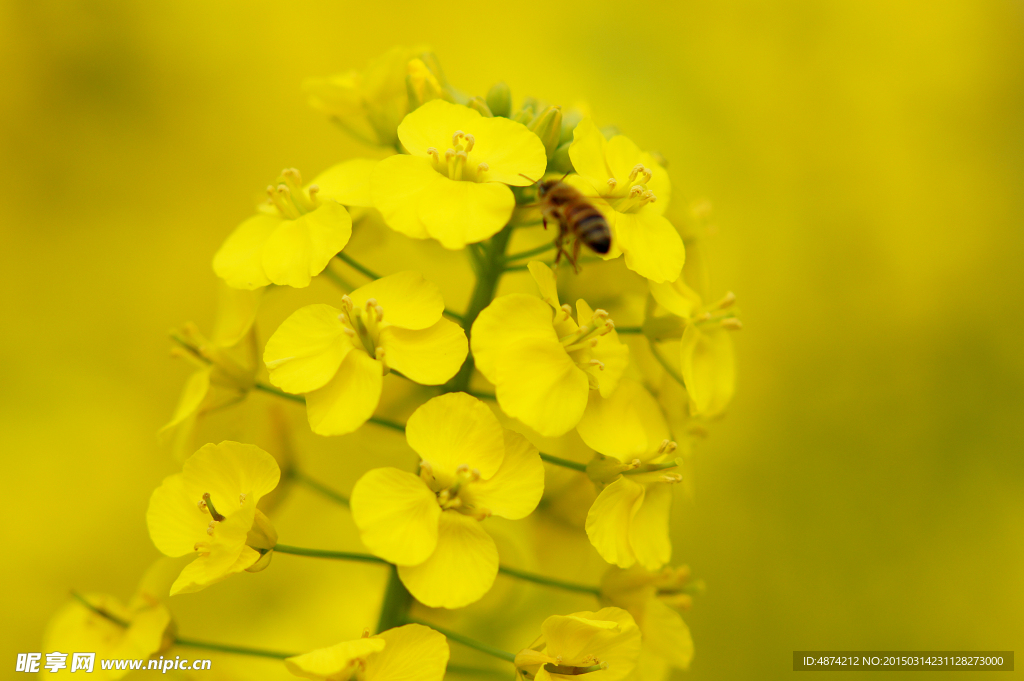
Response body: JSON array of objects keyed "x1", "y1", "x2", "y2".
[
  {"x1": 371, "y1": 100, "x2": 547, "y2": 249},
  {"x1": 514, "y1": 607, "x2": 641, "y2": 681},
  {"x1": 285, "y1": 624, "x2": 448, "y2": 681},
  {"x1": 471, "y1": 262, "x2": 628, "y2": 438},
  {"x1": 305, "y1": 46, "x2": 445, "y2": 149},
  {"x1": 263, "y1": 271, "x2": 467, "y2": 436},
  {"x1": 213, "y1": 166, "x2": 362, "y2": 289},
  {"x1": 42, "y1": 571, "x2": 173, "y2": 679},
  {"x1": 350, "y1": 393, "x2": 544, "y2": 608},
  {"x1": 566, "y1": 119, "x2": 684, "y2": 283},
  {"x1": 647, "y1": 278, "x2": 737, "y2": 418},
  {"x1": 600, "y1": 566, "x2": 695, "y2": 677},
  {"x1": 146, "y1": 442, "x2": 280, "y2": 595},
  {"x1": 582, "y1": 380, "x2": 680, "y2": 571}
]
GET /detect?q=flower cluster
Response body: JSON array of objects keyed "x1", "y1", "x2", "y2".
[{"x1": 45, "y1": 47, "x2": 740, "y2": 680}]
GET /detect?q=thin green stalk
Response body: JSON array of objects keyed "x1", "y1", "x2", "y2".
[
  {"x1": 273, "y1": 544, "x2": 388, "y2": 564},
  {"x1": 614, "y1": 326, "x2": 644, "y2": 334},
  {"x1": 649, "y1": 341, "x2": 687, "y2": 389},
  {"x1": 71, "y1": 591, "x2": 129, "y2": 627},
  {"x1": 368, "y1": 416, "x2": 406, "y2": 433},
  {"x1": 622, "y1": 460, "x2": 680, "y2": 475},
  {"x1": 466, "y1": 390, "x2": 496, "y2": 400},
  {"x1": 254, "y1": 382, "x2": 304, "y2": 403},
  {"x1": 539, "y1": 452, "x2": 588, "y2": 473},
  {"x1": 174, "y1": 637, "x2": 295, "y2": 660},
  {"x1": 290, "y1": 470, "x2": 349, "y2": 506},
  {"x1": 447, "y1": 227, "x2": 513, "y2": 392},
  {"x1": 504, "y1": 242, "x2": 555, "y2": 263},
  {"x1": 498, "y1": 566, "x2": 601, "y2": 596},
  {"x1": 377, "y1": 566, "x2": 413, "y2": 633},
  {"x1": 336, "y1": 252, "x2": 382, "y2": 280},
  {"x1": 443, "y1": 308, "x2": 465, "y2": 323},
  {"x1": 405, "y1": 617, "x2": 516, "y2": 663},
  {"x1": 322, "y1": 265, "x2": 354, "y2": 292}
]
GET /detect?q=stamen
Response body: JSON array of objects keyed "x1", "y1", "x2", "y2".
[
  {"x1": 607, "y1": 178, "x2": 617, "y2": 188},
  {"x1": 456, "y1": 464, "x2": 470, "y2": 474},
  {"x1": 452, "y1": 130, "x2": 464, "y2": 145},
  {"x1": 560, "y1": 304, "x2": 573, "y2": 320},
  {"x1": 586, "y1": 359, "x2": 605, "y2": 371},
  {"x1": 629, "y1": 164, "x2": 645, "y2": 181},
  {"x1": 661, "y1": 473, "x2": 684, "y2": 483},
  {"x1": 197, "y1": 499, "x2": 207, "y2": 513},
  {"x1": 629, "y1": 185, "x2": 644, "y2": 198},
  {"x1": 206, "y1": 520, "x2": 217, "y2": 535},
  {"x1": 307, "y1": 184, "x2": 319, "y2": 201},
  {"x1": 477, "y1": 162, "x2": 489, "y2": 173},
  {"x1": 239, "y1": 493, "x2": 247, "y2": 504},
  {"x1": 340, "y1": 295, "x2": 354, "y2": 312},
  {"x1": 281, "y1": 168, "x2": 302, "y2": 185},
  {"x1": 342, "y1": 326, "x2": 356, "y2": 337},
  {"x1": 717, "y1": 291, "x2": 737, "y2": 309},
  {"x1": 426, "y1": 147, "x2": 439, "y2": 162},
  {"x1": 445, "y1": 148, "x2": 456, "y2": 160},
  {"x1": 202, "y1": 493, "x2": 226, "y2": 521},
  {"x1": 657, "y1": 439, "x2": 677, "y2": 454},
  {"x1": 600, "y1": 320, "x2": 615, "y2": 336},
  {"x1": 721, "y1": 318, "x2": 743, "y2": 330},
  {"x1": 463, "y1": 133, "x2": 475, "y2": 152}
]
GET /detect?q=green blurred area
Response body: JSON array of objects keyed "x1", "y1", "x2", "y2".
[{"x1": 1, "y1": 0, "x2": 1022, "y2": 678}]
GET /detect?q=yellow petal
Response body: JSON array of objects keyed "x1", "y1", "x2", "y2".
[
  {"x1": 576, "y1": 299, "x2": 630, "y2": 397},
  {"x1": 585, "y1": 477, "x2": 644, "y2": 568},
  {"x1": 470, "y1": 294, "x2": 557, "y2": 383},
  {"x1": 641, "y1": 598, "x2": 693, "y2": 670},
  {"x1": 568, "y1": 118, "x2": 611, "y2": 184},
  {"x1": 496, "y1": 337, "x2": 590, "y2": 438},
  {"x1": 161, "y1": 368, "x2": 211, "y2": 432},
  {"x1": 169, "y1": 495, "x2": 260, "y2": 595},
  {"x1": 305, "y1": 350, "x2": 384, "y2": 436},
  {"x1": 628, "y1": 483, "x2": 672, "y2": 571},
  {"x1": 528, "y1": 261, "x2": 561, "y2": 309},
  {"x1": 612, "y1": 211, "x2": 684, "y2": 284},
  {"x1": 169, "y1": 545, "x2": 260, "y2": 595},
  {"x1": 470, "y1": 115, "x2": 548, "y2": 186},
  {"x1": 541, "y1": 607, "x2": 641, "y2": 681},
  {"x1": 468, "y1": 431, "x2": 544, "y2": 520},
  {"x1": 680, "y1": 325, "x2": 735, "y2": 417},
  {"x1": 418, "y1": 176, "x2": 514, "y2": 249},
  {"x1": 603, "y1": 136, "x2": 671, "y2": 213},
  {"x1": 181, "y1": 441, "x2": 281, "y2": 508},
  {"x1": 371, "y1": 154, "x2": 436, "y2": 239},
  {"x1": 312, "y1": 158, "x2": 379, "y2": 208},
  {"x1": 285, "y1": 637, "x2": 386, "y2": 681},
  {"x1": 147, "y1": 473, "x2": 205, "y2": 557},
  {"x1": 406, "y1": 392, "x2": 505, "y2": 479},
  {"x1": 211, "y1": 283, "x2": 264, "y2": 346},
  {"x1": 577, "y1": 380, "x2": 668, "y2": 461},
  {"x1": 350, "y1": 271, "x2": 444, "y2": 330},
  {"x1": 397, "y1": 99, "x2": 482, "y2": 157},
  {"x1": 379, "y1": 318, "x2": 467, "y2": 385},
  {"x1": 365, "y1": 624, "x2": 449, "y2": 681},
  {"x1": 262, "y1": 201, "x2": 353, "y2": 288},
  {"x1": 264, "y1": 304, "x2": 353, "y2": 394},
  {"x1": 398, "y1": 512, "x2": 498, "y2": 609},
  {"x1": 350, "y1": 467, "x2": 441, "y2": 565},
  {"x1": 212, "y1": 213, "x2": 279, "y2": 289},
  {"x1": 648, "y1": 278, "x2": 702, "y2": 319}
]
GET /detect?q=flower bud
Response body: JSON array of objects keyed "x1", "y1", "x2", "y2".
[
  {"x1": 560, "y1": 108, "x2": 585, "y2": 145},
  {"x1": 406, "y1": 58, "x2": 444, "y2": 110},
  {"x1": 246, "y1": 508, "x2": 278, "y2": 550},
  {"x1": 467, "y1": 96, "x2": 493, "y2": 117},
  {"x1": 549, "y1": 141, "x2": 574, "y2": 174},
  {"x1": 486, "y1": 81, "x2": 512, "y2": 117},
  {"x1": 529, "y1": 105, "x2": 563, "y2": 159}
]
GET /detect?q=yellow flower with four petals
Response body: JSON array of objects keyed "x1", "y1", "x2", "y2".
[
  {"x1": 285, "y1": 624, "x2": 448, "y2": 681},
  {"x1": 146, "y1": 441, "x2": 280, "y2": 595},
  {"x1": 514, "y1": 607, "x2": 641, "y2": 681},
  {"x1": 350, "y1": 393, "x2": 544, "y2": 608},
  {"x1": 263, "y1": 271, "x2": 468, "y2": 436}
]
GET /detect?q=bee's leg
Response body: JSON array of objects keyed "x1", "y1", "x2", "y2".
[
  {"x1": 554, "y1": 229, "x2": 565, "y2": 264},
  {"x1": 571, "y1": 238, "x2": 582, "y2": 274},
  {"x1": 542, "y1": 217, "x2": 548, "y2": 231}
]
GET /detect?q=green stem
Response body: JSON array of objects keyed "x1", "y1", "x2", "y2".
[
  {"x1": 649, "y1": 341, "x2": 687, "y2": 389},
  {"x1": 254, "y1": 382, "x2": 304, "y2": 403},
  {"x1": 290, "y1": 470, "x2": 349, "y2": 506},
  {"x1": 466, "y1": 390, "x2": 496, "y2": 400},
  {"x1": 336, "y1": 252, "x2": 382, "y2": 280},
  {"x1": 498, "y1": 566, "x2": 601, "y2": 596},
  {"x1": 173, "y1": 637, "x2": 295, "y2": 660},
  {"x1": 614, "y1": 326, "x2": 643, "y2": 334},
  {"x1": 71, "y1": 591, "x2": 129, "y2": 627},
  {"x1": 273, "y1": 544, "x2": 388, "y2": 564},
  {"x1": 447, "y1": 227, "x2": 513, "y2": 392},
  {"x1": 368, "y1": 416, "x2": 406, "y2": 433},
  {"x1": 539, "y1": 452, "x2": 588, "y2": 473},
  {"x1": 377, "y1": 565, "x2": 413, "y2": 633},
  {"x1": 504, "y1": 242, "x2": 555, "y2": 263},
  {"x1": 322, "y1": 266, "x2": 354, "y2": 292},
  {"x1": 443, "y1": 308, "x2": 465, "y2": 323},
  {"x1": 405, "y1": 617, "x2": 516, "y2": 663}
]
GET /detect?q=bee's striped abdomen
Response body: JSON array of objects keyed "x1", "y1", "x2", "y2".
[{"x1": 564, "y1": 202, "x2": 612, "y2": 254}]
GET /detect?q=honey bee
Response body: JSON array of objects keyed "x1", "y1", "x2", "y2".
[{"x1": 535, "y1": 178, "x2": 612, "y2": 272}]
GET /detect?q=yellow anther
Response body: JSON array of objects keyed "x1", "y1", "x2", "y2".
[
  {"x1": 463, "y1": 133, "x2": 475, "y2": 152},
  {"x1": 658, "y1": 439, "x2": 677, "y2": 454},
  {"x1": 629, "y1": 164, "x2": 645, "y2": 181},
  {"x1": 445, "y1": 148, "x2": 456, "y2": 160},
  {"x1": 308, "y1": 184, "x2": 319, "y2": 200},
  {"x1": 629, "y1": 458, "x2": 642, "y2": 469},
  {"x1": 239, "y1": 493, "x2": 247, "y2": 504},
  {"x1": 477, "y1": 161, "x2": 489, "y2": 173},
  {"x1": 629, "y1": 185, "x2": 644, "y2": 198},
  {"x1": 340, "y1": 295, "x2": 354, "y2": 312},
  {"x1": 206, "y1": 520, "x2": 217, "y2": 535},
  {"x1": 426, "y1": 147, "x2": 439, "y2": 161},
  {"x1": 607, "y1": 178, "x2": 617, "y2": 188},
  {"x1": 600, "y1": 320, "x2": 615, "y2": 336},
  {"x1": 342, "y1": 326, "x2": 356, "y2": 337},
  {"x1": 560, "y1": 304, "x2": 573, "y2": 320},
  {"x1": 717, "y1": 291, "x2": 737, "y2": 309},
  {"x1": 661, "y1": 473, "x2": 683, "y2": 483},
  {"x1": 361, "y1": 629, "x2": 371, "y2": 638},
  {"x1": 721, "y1": 318, "x2": 743, "y2": 330},
  {"x1": 197, "y1": 499, "x2": 207, "y2": 512},
  {"x1": 452, "y1": 130, "x2": 464, "y2": 145},
  {"x1": 456, "y1": 464, "x2": 470, "y2": 474},
  {"x1": 456, "y1": 150, "x2": 468, "y2": 161},
  {"x1": 587, "y1": 359, "x2": 605, "y2": 371}
]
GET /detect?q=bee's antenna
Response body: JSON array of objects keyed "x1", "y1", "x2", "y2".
[
  {"x1": 560, "y1": 172, "x2": 571, "y2": 182},
  {"x1": 519, "y1": 173, "x2": 539, "y2": 185}
]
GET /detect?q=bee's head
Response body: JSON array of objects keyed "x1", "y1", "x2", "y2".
[{"x1": 537, "y1": 180, "x2": 559, "y2": 199}]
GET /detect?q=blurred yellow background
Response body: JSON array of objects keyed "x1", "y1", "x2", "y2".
[{"x1": 2, "y1": 0, "x2": 1022, "y2": 678}]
